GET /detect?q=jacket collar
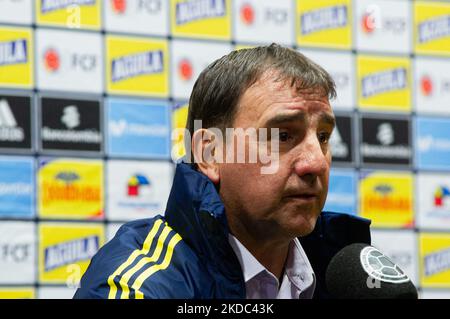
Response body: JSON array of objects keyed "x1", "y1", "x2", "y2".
[{"x1": 164, "y1": 162, "x2": 245, "y2": 296}]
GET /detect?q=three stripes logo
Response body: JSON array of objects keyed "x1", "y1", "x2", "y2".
[
  {"x1": 0, "y1": 99, "x2": 24, "y2": 142},
  {"x1": 107, "y1": 219, "x2": 182, "y2": 299}
]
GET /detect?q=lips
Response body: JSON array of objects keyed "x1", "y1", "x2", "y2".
[{"x1": 284, "y1": 193, "x2": 318, "y2": 203}]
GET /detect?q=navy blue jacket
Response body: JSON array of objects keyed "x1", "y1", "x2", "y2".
[{"x1": 74, "y1": 163, "x2": 371, "y2": 299}]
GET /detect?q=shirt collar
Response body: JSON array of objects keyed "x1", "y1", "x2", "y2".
[
  {"x1": 228, "y1": 235, "x2": 266, "y2": 282},
  {"x1": 228, "y1": 234, "x2": 315, "y2": 290}
]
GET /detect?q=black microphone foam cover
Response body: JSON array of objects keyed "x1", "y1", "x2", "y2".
[{"x1": 325, "y1": 243, "x2": 418, "y2": 299}]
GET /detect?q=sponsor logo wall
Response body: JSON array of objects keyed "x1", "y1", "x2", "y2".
[{"x1": 0, "y1": 0, "x2": 449, "y2": 298}]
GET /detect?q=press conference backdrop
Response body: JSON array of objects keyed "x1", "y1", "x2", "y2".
[{"x1": 0, "y1": 0, "x2": 449, "y2": 299}]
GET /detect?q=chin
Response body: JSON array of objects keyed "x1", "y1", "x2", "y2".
[{"x1": 288, "y1": 210, "x2": 320, "y2": 237}]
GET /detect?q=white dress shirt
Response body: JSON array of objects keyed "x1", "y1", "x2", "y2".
[{"x1": 228, "y1": 235, "x2": 316, "y2": 299}]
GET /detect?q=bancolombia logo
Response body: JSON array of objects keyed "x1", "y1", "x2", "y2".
[
  {"x1": 40, "y1": 97, "x2": 102, "y2": 152},
  {"x1": 361, "y1": 117, "x2": 411, "y2": 165}
]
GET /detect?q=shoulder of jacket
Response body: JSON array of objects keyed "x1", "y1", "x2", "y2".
[{"x1": 75, "y1": 216, "x2": 197, "y2": 299}]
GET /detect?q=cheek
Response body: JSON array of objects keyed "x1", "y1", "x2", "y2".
[{"x1": 220, "y1": 163, "x2": 285, "y2": 209}]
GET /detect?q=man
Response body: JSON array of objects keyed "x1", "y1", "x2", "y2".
[{"x1": 74, "y1": 44, "x2": 371, "y2": 299}]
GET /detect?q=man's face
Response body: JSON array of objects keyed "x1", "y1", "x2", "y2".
[{"x1": 218, "y1": 71, "x2": 335, "y2": 240}]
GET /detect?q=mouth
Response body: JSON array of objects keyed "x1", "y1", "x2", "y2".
[{"x1": 284, "y1": 193, "x2": 318, "y2": 203}]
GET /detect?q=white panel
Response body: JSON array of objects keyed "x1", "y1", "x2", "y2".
[
  {"x1": 355, "y1": 0, "x2": 411, "y2": 54},
  {"x1": 0, "y1": 221, "x2": 35, "y2": 284},
  {"x1": 171, "y1": 39, "x2": 232, "y2": 100},
  {"x1": 36, "y1": 29, "x2": 103, "y2": 93},
  {"x1": 301, "y1": 49, "x2": 355, "y2": 110},
  {"x1": 38, "y1": 287, "x2": 78, "y2": 299},
  {"x1": 233, "y1": 0, "x2": 294, "y2": 46},
  {"x1": 371, "y1": 229, "x2": 418, "y2": 287},
  {"x1": 417, "y1": 172, "x2": 450, "y2": 230},
  {"x1": 0, "y1": 0, "x2": 33, "y2": 25},
  {"x1": 104, "y1": 0, "x2": 169, "y2": 36},
  {"x1": 106, "y1": 160, "x2": 173, "y2": 221},
  {"x1": 415, "y1": 57, "x2": 450, "y2": 115}
]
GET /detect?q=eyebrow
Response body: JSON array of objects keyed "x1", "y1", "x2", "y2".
[
  {"x1": 319, "y1": 112, "x2": 336, "y2": 129},
  {"x1": 263, "y1": 112, "x2": 306, "y2": 128},
  {"x1": 262, "y1": 111, "x2": 336, "y2": 129}
]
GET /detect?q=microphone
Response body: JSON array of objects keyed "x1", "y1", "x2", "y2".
[{"x1": 325, "y1": 243, "x2": 418, "y2": 299}]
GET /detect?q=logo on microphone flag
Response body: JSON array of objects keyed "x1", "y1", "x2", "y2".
[
  {"x1": 359, "y1": 171, "x2": 414, "y2": 228},
  {"x1": 171, "y1": 0, "x2": 231, "y2": 40},
  {"x1": 361, "y1": 246, "x2": 410, "y2": 284},
  {"x1": 296, "y1": 0, "x2": 352, "y2": 49},
  {"x1": 357, "y1": 55, "x2": 411, "y2": 112},
  {"x1": 0, "y1": 27, "x2": 33, "y2": 88},
  {"x1": 38, "y1": 222, "x2": 104, "y2": 284},
  {"x1": 36, "y1": 0, "x2": 101, "y2": 30},
  {"x1": 420, "y1": 233, "x2": 450, "y2": 288},
  {"x1": 414, "y1": 1, "x2": 450, "y2": 56}
]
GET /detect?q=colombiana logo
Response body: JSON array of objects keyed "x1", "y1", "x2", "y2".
[
  {"x1": 176, "y1": 0, "x2": 226, "y2": 25},
  {"x1": 0, "y1": 39, "x2": 27, "y2": 67},
  {"x1": 301, "y1": 5, "x2": 347, "y2": 35},
  {"x1": 111, "y1": 50, "x2": 163, "y2": 82}
]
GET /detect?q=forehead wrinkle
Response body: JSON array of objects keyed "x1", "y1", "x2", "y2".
[{"x1": 235, "y1": 74, "x2": 332, "y2": 128}]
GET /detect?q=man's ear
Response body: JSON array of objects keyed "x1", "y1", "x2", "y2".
[{"x1": 192, "y1": 129, "x2": 220, "y2": 184}]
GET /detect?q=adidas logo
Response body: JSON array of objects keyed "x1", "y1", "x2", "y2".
[{"x1": 0, "y1": 99, "x2": 24, "y2": 142}]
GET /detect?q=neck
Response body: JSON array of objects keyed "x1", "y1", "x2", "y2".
[{"x1": 228, "y1": 216, "x2": 291, "y2": 280}]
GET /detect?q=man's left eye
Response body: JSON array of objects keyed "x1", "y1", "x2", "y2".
[
  {"x1": 318, "y1": 132, "x2": 331, "y2": 144},
  {"x1": 279, "y1": 132, "x2": 291, "y2": 142}
]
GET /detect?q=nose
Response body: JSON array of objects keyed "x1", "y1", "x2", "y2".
[{"x1": 292, "y1": 133, "x2": 329, "y2": 183}]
